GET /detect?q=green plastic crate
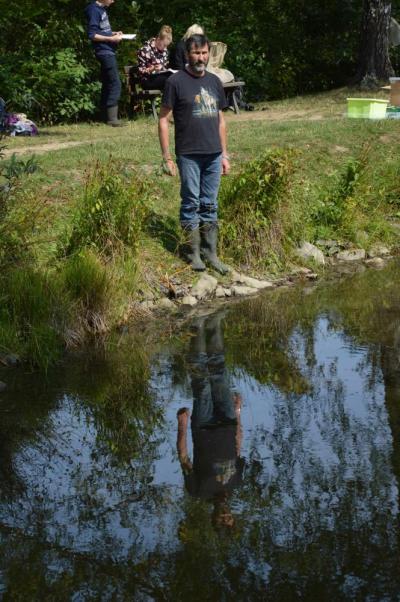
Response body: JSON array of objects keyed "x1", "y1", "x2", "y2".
[
  {"x1": 347, "y1": 98, "x2": 388, "y2": 119},
  {"x1": 386, "y1": 105, "x2": 400, "y2": 119}
]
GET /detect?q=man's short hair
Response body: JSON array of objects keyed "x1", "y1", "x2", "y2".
[{"x1": 185, "y1": 34, "x2": 210, "y2": 55}]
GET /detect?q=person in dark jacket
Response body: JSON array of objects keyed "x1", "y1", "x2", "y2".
[
  {"x1": 85, "y1": 0, "x2": 124, "y2": 126},
  {"x1": 171, "y1": 24, "x2": 204, "y2": 71}
]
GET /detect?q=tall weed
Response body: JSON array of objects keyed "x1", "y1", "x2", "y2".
[
  {"x1": 0, "y1": 147, "x2": 41, "y2": 268},
  {"x1": 62, "y1": 249, "x2": 111, "y2": 342},
  {"x1": 310, "y1": 146, "x2": 394, "y2": 244},
  {"x1": 2, "y1": 268, "x2": 63, "y2": 369},
  {"x1": 219, "y1": 149, "x2": 298, "y2": 270},
  {"x1": 66, "y1": 161, "x2": 151, "y2": 258}
]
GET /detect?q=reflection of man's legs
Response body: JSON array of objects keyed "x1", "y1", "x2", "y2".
[
  {"x1": 188, "y1": 317, "x2": 213, "y2": 428},
  {"x1": 205, "y1": 314, "x2": 236, "y2": 423}
]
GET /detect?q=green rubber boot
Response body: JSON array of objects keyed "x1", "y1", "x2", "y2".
[
  {"x1": 182, "y1": 226, "x2": 206, "y2": 271},
  {"x1": 200, "y1": 222, "x2": 229, "y2": 275},
  {"x1": 106, "y1": 105, "x2": 126, "y2": 127}
]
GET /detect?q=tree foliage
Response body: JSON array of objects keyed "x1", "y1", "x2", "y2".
[{"x1": 1, "y1": 0, "x2": 400, "y2": 122}]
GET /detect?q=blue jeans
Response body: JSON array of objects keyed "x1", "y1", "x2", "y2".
[
  {"x1": 97, "y1": 53, "x2": 121, "y2": 109},
  {"x1": 177, "y1": 153, "x2": 222, "y2": 229}
]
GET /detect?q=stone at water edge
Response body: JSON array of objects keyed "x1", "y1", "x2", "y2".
[
  {"x1": 232, "y1": 285, "x2": 258, "y2": 297},
  {"x1": 295, "y1": 242, "x2": 325, "y2": 266},
  {"x1": 191, "y1": 274, "x2": 218, "y2": 300},
  {"x1": 336, "y1": 249, "x2": 366, "y2": 262},
  {"x1": 230, "y1": 270, "x2": 274, "y2": 289},
  {"x1": 181, "y1": 295, "x2": 198, "y2": 307},
  {"x1": 140, "y1": 300, "x2": 155, "y2": 310},
  {"x1": 157, "y1": 298, "x2": 177, "y2": 310},
  {"x1": 290, "y1": 266, "x2": 313, "y2": 276},
  {"x1": 367, "y1": 245, "x2": 390, "y2": 258},
  {"x1": 240, "y1": 276, "x2": 274, "y2": 290},
  {"x1": 365, "y1": 257, "x2": 385, "y2": 268},
  {"x1": 215, "y1": 287, "x2": 226, "y2": 298}
]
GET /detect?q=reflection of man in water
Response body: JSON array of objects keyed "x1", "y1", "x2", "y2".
[{"x1": 176, "y1": 312, "x2": 244, "y2": 529}]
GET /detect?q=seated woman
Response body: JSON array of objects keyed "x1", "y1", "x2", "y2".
[
  {"x1": 137, "y1": 25, "x2": 173, "y2": 91},
  {"x1": 170, "y1": 23, "x2": 204, "y2": 70}
]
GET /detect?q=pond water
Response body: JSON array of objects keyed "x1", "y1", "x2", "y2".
[{"x1": 1, "y1": 261, "x2": 400, "y2": 601}]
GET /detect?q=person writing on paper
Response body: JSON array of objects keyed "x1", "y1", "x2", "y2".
[
  {"x1": 171, "y1": 24, "x2": 204, "y2": 70},
  {"x1": 137, "y1": 25, "x2": 173, "y2": 91},
  {"x1": 85, "y1": 0, "x2": 125, "y2": 126}
]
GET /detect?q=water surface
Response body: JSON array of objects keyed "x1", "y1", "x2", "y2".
[{"x1": 1, "y1": 262, "x2": 400, "y2": 601}]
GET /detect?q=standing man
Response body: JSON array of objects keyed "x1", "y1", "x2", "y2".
[
  {"x1": 158, "y1": 34, "x2": 230, "y2": 274},
  {"x1": 85, "y1": 0, "x2": 124, "y2": 126}
]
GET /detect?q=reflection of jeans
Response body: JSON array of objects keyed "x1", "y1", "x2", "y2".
[
  {"x1": 177, "y1": 153, "x2": 222, "y2": 229},
  {"x1": 97, "y1": 54, "x2": 121, "y2": 108},
  {"x1": 189, "y1": 315, "x2": 236, "y2": 428}
]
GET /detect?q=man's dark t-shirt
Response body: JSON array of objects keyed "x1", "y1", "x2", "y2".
[
  {"x1": 162, "y1": 69, "x2": 228, "y2": 155},
  {"x1": 183, "y1": 425, "x2": 244, "y2": 500}
]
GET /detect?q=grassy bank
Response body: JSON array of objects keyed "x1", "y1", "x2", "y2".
[{"x1": 1, "y1": 87, "x2": 400, "y2": 368}]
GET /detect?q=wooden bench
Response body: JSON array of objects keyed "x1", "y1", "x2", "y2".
[
  {"x1": 124, "y1": 65, "x2": 245, "y2": 119},
  {"x1": 124, "y1": 65, "x2": 160, "y2": 120}
]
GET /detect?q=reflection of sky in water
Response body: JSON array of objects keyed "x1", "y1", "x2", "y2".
[{"x1": 0, "y1": 313, "x2": 398, "y2": 581}]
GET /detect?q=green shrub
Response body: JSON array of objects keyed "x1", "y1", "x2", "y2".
[
  {"x1": 63, "y1": 249, "x2": 110, "y2": 313},
  {"x1": 0, "y1": 150, "x2": 42, "y2": 269},
  {"x1": 2, "y1": 268, "x2": 63, "y2": 369},
  {"x1": 310, "y1": 152, "x2": 368, "y2": 234},
  {"x1": 309, "y1": 146, "x2": 396, "y2": 245},
  {"x1": 219, "y1": 149, "x2": 298, "y2": 270},
  {"x1": 66, "y1": 161, "x2": 151, "y2": 258},
  {"x1": 61, "y1": 249, "x2": 115, "y2": 342}
]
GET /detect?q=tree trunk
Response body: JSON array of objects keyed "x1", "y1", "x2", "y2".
[{"x1": 355, "y1": 0, "x2": 393, "y2": 85}]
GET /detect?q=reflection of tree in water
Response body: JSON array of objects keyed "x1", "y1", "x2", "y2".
[
  {"x1": 2, "y1": 264, "x2": 400, "y2": 599},
  {"x1": 0, "y1": 334, "x2": 170, "y2": 599}
]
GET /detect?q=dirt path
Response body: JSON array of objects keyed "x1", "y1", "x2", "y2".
[
  {"x1": 2, "y1": 109, "x2": 338, "y2": 157},
  {"x1": 3, "y1": 140, "x2": 91, "y2": 157},
  {"x1": 225, "y1": 108, "x2": 338, "y2": 122}
]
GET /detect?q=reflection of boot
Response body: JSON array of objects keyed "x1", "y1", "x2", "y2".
[
  {"x1": 201, "y1": 223, "x2": 229, "y2": 275},
  {"x1": 190, "y1": 316, "x2": 207, "y2": 354},
  {"x1": 182, "y1": 227, "x2": 206, "y2": 271},
  {"x1": 106, "y1": 105, "x2": 126, "y2": 127}
]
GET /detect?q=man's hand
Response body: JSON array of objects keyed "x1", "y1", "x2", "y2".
[
  {"x1": 111, "y1": 32, "x2": 123, "y2": 43},
  {"x1": 163, "y1": 158, "x2": 177, "y2": 176},
  {"x1": 222, "y1": 157, "x2": 231, "y2": 175}
]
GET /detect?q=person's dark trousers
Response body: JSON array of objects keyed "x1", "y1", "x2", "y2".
[
  {"x1": 97, "y1": 53, "x2": 121, "y2": 113},
  {"x1": 141, "y1": 72, "x2": 172, "y2": 91}
]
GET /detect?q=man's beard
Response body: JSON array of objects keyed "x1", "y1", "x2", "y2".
[{"x1": 189, "y1": 59, "x2": 207, "y2": 74}]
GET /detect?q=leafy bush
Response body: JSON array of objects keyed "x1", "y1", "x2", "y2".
[
  {"x1": 66, "y1": 161, "x2": 152, "y2": 258},
  {"x1": 219, "y1": 149, "x2": 298, "y2": 269}
]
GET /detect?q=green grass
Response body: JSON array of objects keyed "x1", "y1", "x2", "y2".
[{"x1": 1, "y1": 87, "x2": 400, "y2": 365}]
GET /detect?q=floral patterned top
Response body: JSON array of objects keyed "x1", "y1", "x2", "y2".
[{"x1": 137, "y1": 38, "x2": 169, "y2": 81}]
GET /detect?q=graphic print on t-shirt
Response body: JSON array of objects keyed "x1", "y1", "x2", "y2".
[{"x1": 193, "y1": 87, "x2": 219, "y2": 118}]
